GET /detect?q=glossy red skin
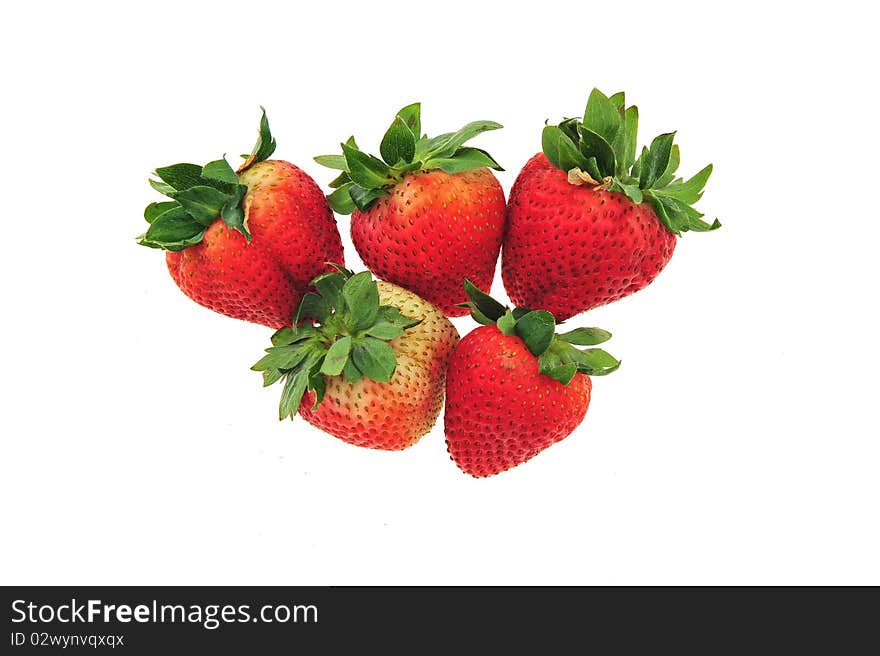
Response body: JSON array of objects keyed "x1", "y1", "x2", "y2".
[
  {"x1": 444, "y1": 325, "x2": 592, "y2": 477},
  {"x1": 166, "y1": 161, "x2": 344, "y2": 328},
  {"x1": 502, "y1": 153, "x2": 676, "y2": 320},
  {"x1": 351, "y1": 168, "x2": 506, "y2": 317}
]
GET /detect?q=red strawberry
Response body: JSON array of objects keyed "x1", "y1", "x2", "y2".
[
  {"x1": 502, "y1": 89, "x2": 719, "y2": 320},
  {"x1": 253, "y1": 267, "x2": 459, "y2": 450},
  {"x1": 139, "y1": 109, "x2": 344, "y2": 328},
  {"x1": 445, "y1": 282, "x2": 620, "y2": 477},
  {"x1": 315, "y1": 103, "x2": 506, "y2": 316}
]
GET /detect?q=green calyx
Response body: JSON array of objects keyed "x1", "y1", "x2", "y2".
[
  {"x1": 460, "y1": 280, "x2": 620, "y2": 384},
  {"x1": 137, "y1": 107, "x2": 277, "y2": 251},
  {"x1": 251, "y1": 265, "x2": 422, "y2": 420},
  {"x1": 314, "y1": 103, "x2": 504, "y2": 214},
  {"x1": 541, "y1": 89, "x2": 720, "y2": 236}
]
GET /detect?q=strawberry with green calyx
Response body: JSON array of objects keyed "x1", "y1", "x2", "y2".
[
  {"x1": 444, "y1": 281, "x2": 619, "y2": 478},
  {"x1": 139, "y1": 108, "x2": 344, "y2": 328},
  {"x1": 315, "y1": 103, "x2": 507, "y2": 317},
  {"x1": 502, "y1": 89, "x2": 720, "y2": 321},
  {"x1": 253, "y1": 266, "x2": 459, "y2": 450}
]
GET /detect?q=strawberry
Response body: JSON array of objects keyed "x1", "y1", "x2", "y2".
[
  {"x1": 315, "y1": 103, "x2": 506, "y2": 316},
  {"x1": 502, "y1": 89, "x2": 719, "y2": 320},
  {"x1": 445, "y1": 282, "x2": 619, "y2": 477},
  {"x1": 252, "y1": 267, "x2": 459, "y2": 450},
  {"x1": 139, "y1": 109, "x2": 344, "y2": 328}
]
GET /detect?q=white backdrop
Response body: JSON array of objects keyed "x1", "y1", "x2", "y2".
[{"x1": 1, "y1": 1, "x2": 877, "y2": 585}]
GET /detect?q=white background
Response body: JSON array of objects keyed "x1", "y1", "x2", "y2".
[{"x1": 1, "y1": 1, "x2": 878, "y2": 585}]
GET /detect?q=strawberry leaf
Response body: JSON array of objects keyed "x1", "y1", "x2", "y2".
[
  {"x1": 201, "y1": 157, "x2": 239, "y2": 187},
  {"x1": 655, "y1": 145, "x2": 681, "y2": 188},
  {"x1": 342, "y1": 272, "x2": 380, "y2": 331},
  {"x1": 542, "y1": 125, "x2": 585, "y2": 172},
  {"x1": 380, "y1": 115, "x2": 416, "y2": 166},
  {"x1": 312, "y1": 272, "x2": 347, "y2": 311},
  {"x1": 365, "y1": 322, "x2": 405, "y2": 340},
  {"x1": 343, "y1": 358, "x2": 363, "y2": 384},
  {"x1": 540, "y1": 360, "x2": 578, "y2": 385},
  {"x1": 658, "y1": 164, "x2": 713, "y2": 205},
  {"x1": 253, "y1": 269, "x2": 421, "y2": 418},
  {"x1": 557, "y1": 327, "x2": 612, "y2": 346},
  {"x1": 271, "y1": 326, "x2": 298, "y2": 346},
  {"x1": 539, "y1": 90, "x2": 717, "y2": 236},
  {"x1": 622, "y1": 105, "x2": 639, "y2": 171},
  {"x1": 298, "y1": 293, "x2": 330, "y2": 324},
  {"x1": 577, "y1": 125, "x2": 615, "y2": 178},
  {"x1": 425, "y1": 147, "x2": 503, "y2": 174},
  {"x1": 557, "y1": 118, "x2": 580, "y2": 144},
  {"x1": 148, "y1": 179, "x2": 177, "y2": 197},
  {"x1": 342, "y1": 142, "x2": 394, "y2": 189},
  {"x1": 538, "y1": 349, "x2": 561, "y2": 374},
  {"x1": 687, "y1": 215, "x2": 722, "y2": 232},
  {"x1": 309, "y1": 369, "x2": 327, "y2": 408},
  {"x1": 143, "y1": 206, "x2": 203, "y2": 244},
  {"x1": 155, "y1": 163, "x2": 203, "y2": 191},
  {"x1": 647, "y1": 190, "x2": 721, "y2": 234},
  {"x1": 465, "y1": 306, "x2": 496, "y2": 326},
  {"x1": 582, "y1": 157, "x2": 603, "y2": 184},
  {"x1": 220, "y1": 184, "x2": 250, "y2": 240},
  {"x1": 241, "y1": 106, "x2": 276, "y2": 171},
  {"x1": 639, "y1": 132, "x2": 675, "y2": 190},
  {"x1": 327, "y1": 171, "x2": 351, "y2": 189},
  {"x1": 349, "y1": 185, "x2": 388, "y2": 212},
  {"x1": 319, "y1": 104, "x2": 502, "y2": 213},
  {"x1": 631, "y1": 148, "x2": 647, "y2": 181},
  {"x1": 278, "y1": 359, "x2": 314, "y2": 420},
  {"x1": 613, "y1": 179, "x2": 643, "y2": 204},
  {"x1": 144, "y1": 201, "x2": 178, "y2": 223},
  {"x1": 251, "y1": 343, "x2": 313, "y2": 372},
  {"x1": 140, "y1": 109, "x2": 275, "y2": 250},
  {"x1": 463, "y1": 279, "x2": 507, "y2": 321},
  {"x1": 496, "y1": 310, "x2": 517, "y2": 336},
  {"x1": 321, "y1": 336, "x2": 352, "y2": 376},
  {"x1": 327, "y1": 183, "x2": 357, "y2": 214},
  {"x1": 514, "y1": 310, "x2": 556, "y2": 357},
  {"x1": 460, "y1": 281, "x2": 620, "y2": 385},
  {"x1": 572, "y1": 348, "x2": 621, "y2": 376},
  {"x1": 583, "y1": 88, "x2": 621, "y2": 147},
  {"x1": 396, "y1": 102, "x2": 421, "y2": 139},
  {"x1": 377, "y1": 306, "x2": 421, "y2": 330},
  {"x1": 351, "y1": 337, "x2": 396, "y2": 382},
  {"x1": 174, "y1": 185, "x2": 229, "y2": 226},
  {"x1": 262, "y1": 368, "x2": 283, "y2": 387},
  {"x1": 314, "y1": 154, "x2": 349, "y2": 171},
  {"x1": 421, "y1": 120, "x2": 502, "y2": 160}
]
